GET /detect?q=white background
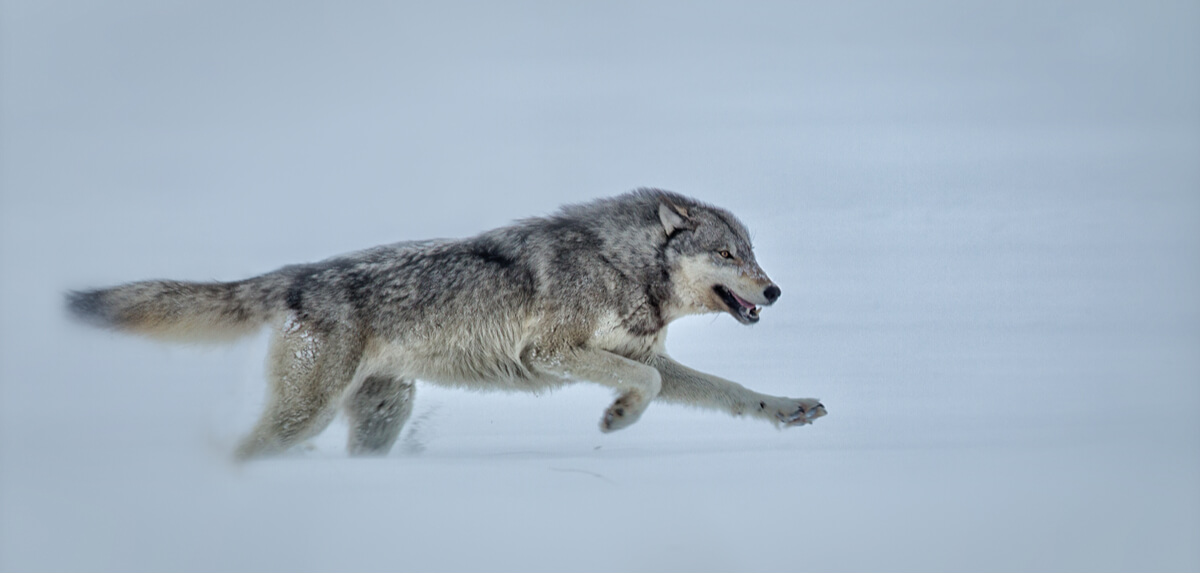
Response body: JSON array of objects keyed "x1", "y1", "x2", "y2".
[{"x1": 2, "y1": 1, "x2": 1198, "y2": 570}]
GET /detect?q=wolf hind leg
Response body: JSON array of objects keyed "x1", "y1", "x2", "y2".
[
  {"x1": 235, "y1": 318, "x2": 363, "y2": 460},
  {"x1": 344, "y1": 374, "x2": 415, "y2": 456}
]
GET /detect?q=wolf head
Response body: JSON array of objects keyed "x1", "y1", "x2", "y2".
[
  {"x1": 653, "y1": 192, "x2": 781, "y2": 325},
  {"x1": 555, "y1": 188, "x2": 781, "y2": 326}
]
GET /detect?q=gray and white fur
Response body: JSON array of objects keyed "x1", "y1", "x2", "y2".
[{"x1": 67, "y1": 189, "x2": 827, "y2": 459}]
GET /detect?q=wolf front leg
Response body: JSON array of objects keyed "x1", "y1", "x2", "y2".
[
  {"x1": 530, "y1": 348, "x2": 662, "y2": 432},
  {"x1": 649, "y1": 354, "x2": 827, "y2": 426}
]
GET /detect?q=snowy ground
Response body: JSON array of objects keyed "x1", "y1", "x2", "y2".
[{"x1": 3, "y1": 1, "x2": 1199, "y2": 571}]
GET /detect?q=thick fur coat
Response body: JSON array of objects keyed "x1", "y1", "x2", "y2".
[{"x1": 69, "y1": 189, "x2": 826, "y2": 459}]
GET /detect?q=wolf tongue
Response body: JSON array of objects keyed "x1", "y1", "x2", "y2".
[{"x1": 730, "y1": 290, "x2": 756, "y2": 310}]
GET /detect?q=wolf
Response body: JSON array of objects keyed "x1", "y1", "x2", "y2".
[{"x1": 67, "y1": 188, "x2": 826, "y2": 459}]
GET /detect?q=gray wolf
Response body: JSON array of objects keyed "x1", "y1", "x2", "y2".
[{"x1": 67, "y1": 189, "x2": 827, "y2": 459}]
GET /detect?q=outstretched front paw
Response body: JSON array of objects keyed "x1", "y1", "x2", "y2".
[{"x1": 772, "y1": 398, "x2": 827, "y2": 427}]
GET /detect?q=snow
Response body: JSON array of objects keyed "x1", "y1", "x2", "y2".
[{"x1": 3, "y1": 1, "x2": 1199, "y2": 571}]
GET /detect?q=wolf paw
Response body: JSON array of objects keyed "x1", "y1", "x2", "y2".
[
  {"x1": 600, "y1": 395, "x2": 645, "y2": 433},
  {"x1": 772, "y1": 398, "x2": 826, "y2": 427}
]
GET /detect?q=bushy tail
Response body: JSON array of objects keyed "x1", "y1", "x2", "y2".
[{"x1": 66, "y1": 277, "x2": 286, "y2": 341}]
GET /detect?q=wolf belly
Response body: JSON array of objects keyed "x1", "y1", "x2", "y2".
[{"x1": 360, "y1": 320, "x2": 558, "y2": 392}]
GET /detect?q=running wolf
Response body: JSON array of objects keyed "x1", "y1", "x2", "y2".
[{"x1": 68, "y1": 189, "x2": 827, "y2": 459}]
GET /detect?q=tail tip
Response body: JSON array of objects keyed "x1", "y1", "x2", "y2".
[{"x1": 66, "y1": 289, "x2": 112, "y2": 327}]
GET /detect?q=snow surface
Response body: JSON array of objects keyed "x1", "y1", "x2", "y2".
[{"x1": 2, "y1": 1, "x2": 1199, "y2": 571}]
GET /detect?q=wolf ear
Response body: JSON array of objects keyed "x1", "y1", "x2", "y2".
[{"x1": 658, "y1": 202, "x2": 694, "y2": 237}]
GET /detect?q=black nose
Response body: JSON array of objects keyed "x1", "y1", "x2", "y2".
[{"x1": 763, "y1": 285, "x2": 781, "y2": 303}]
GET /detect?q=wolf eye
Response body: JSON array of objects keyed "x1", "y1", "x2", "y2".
[{"x1": 718, "y1": 250, "x2": 733, "y2": 259}]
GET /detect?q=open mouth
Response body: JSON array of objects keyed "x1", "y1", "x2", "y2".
[{"x1": 713, "y1": 285, "x2": 761, "y2": 324}]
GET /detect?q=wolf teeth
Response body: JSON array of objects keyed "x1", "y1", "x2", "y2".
[{"x1": 748, "y1": 306, "x2": 760, "y2": 318}]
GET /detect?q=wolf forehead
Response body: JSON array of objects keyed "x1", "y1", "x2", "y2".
[{"x1": 562, "y1": 188, "x2": 755, "y2": 249}]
